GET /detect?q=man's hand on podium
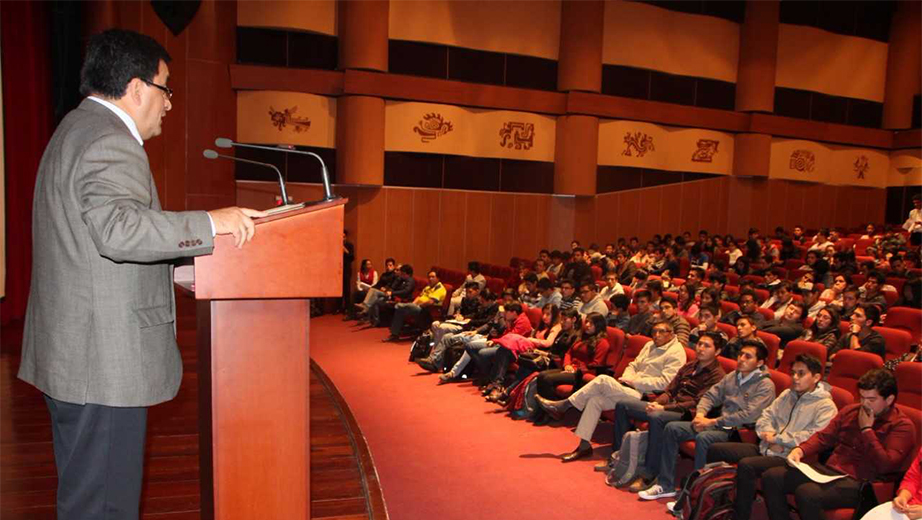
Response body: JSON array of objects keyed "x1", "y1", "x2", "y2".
[{"x1": 208, "y1": 207, "x2": 270, "y2": 248}]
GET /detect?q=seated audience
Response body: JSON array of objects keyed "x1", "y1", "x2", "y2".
[
  {"x1": 800, "y1": 306, "x2": 842, "y2": 350},
  {"x1": 532, "y1": 277, "x2": 562, "y2": 309},
  {"x1": 829, "y1": 303, "x2": 885, "y2": 361},
  {"x1": 720, "y1": 289, "x2": 765, "y2": 327},
  {"x1": 654, "y1": 296, "x2": 691, "y2": 347},
  {"x1": 429, "y1": 281, "x2": 481, "y2": 344},
  {"x1": 706, "y1": 354, "x2": 837, "y2": 520},
  {"x1": 536, "y1": 318, "x2": 688, "y2": 460},
  {"x1": 761, "y1": 281, "x2": 795, "y2": 320},
  {"x1": 562, "y1": 247, "x2": 592, "y2": 284},
  {"x1": 676, "y1": 284, "x2": 699, "y2": 320},
  {"x1": 688, "y1": 304, "x2": 727, "y2": 347},
  {"x1": 578, "y1": 279, "x2": 609, "y2": 318},
  {"x1": 759, "y1": 300, "x2": 807, "y2": 349},
  {"x1": 598, "y1": 273, "x2": 625, "y2": 301},
  {"x1": 613, "y1": 250, "x2": 639, "y2": 285},
  {"x1": 761, "y1": 369, "x2": 916, "y2": 520},
  {"x1": 531, "y1": 313, "x2": 611, "y2": 424},
  {"x1": 345, "y1": 258, "x2": 379, "y2": 320},
  {"x1": 416, "y1": 289, "x2": 498, "y2": 372},
  {"x1": 801, "y1": 284, "x2": 825, "y2": 319},
  {"x1": 383, "y1": 269, "x2": 446, "y2": 341},
  {"x1": 604, "y1": 332, "x2": 725, "y2": 479},
  {"x1": 547, "y1": 250, "x2": 564, "y2": 277},
  {"x1": 831, "y1": 284, "x2": 861, "y2": 321},
  {"x1": 820, "y1": 274, "x2": 851, "y2": 307},
  {"x1": 447, "y1": 262, "x2": 486, "y2": 315},
  {"x1": 884, "y1": 447, "x2": 922, "y2": 520},
  {"x1": 606, "y1": 294, "x2": 631, "y2": 331},
  {"x1": 518, "y1": 272, "x2": 539, "y2": 305},
  {"x1": 558, "y1": 278, "x2": 579, "y2": 312},
  {"x1": 635, "y1": 340, "x2": 776, "y2": 500},
  {"x1": 808, "y1": 229, "x2": 834, "y2": 252},
  {"x1": 438, "y1": 302, "x2": 533, "y2": 384},
  {"x1": 859, "y1": 270, "x2": 889, "y2": 311},
  {"x1": 366, "y1": 264, "x2": 416, "y2": 326},
  {"x1": 355, "y1": 257, "x2": 398, "y2": 316},
  {"x1": 626, "y1": 289, "x2": 655, "y2": 336},
  {"x1": 723, "y1": 316, "x2": 766, "y2": 359}
]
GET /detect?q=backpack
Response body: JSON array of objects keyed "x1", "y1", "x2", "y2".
[
  {"x1": 670, "y1": 461, "x2": 737, "y2": 520},
  {"x1": 408, "y1": 332, "x2": 434, "y2": 362}
]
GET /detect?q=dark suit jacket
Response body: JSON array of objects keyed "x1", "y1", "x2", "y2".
[{"x1": 19, "y1": 98, "x2": 214, "y2": 407}]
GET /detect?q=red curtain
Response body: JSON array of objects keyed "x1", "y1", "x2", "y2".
[{"x1": 1, "y1": 1, "x2": 53, "y2": 325}]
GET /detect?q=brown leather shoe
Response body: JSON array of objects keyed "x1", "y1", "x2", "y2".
[
  {"x1": 627, "y1": 476, "x2": 654, "y2": 493},
  {"x1": 561, "y1": 445, "x2": 593, "y2": 463}
]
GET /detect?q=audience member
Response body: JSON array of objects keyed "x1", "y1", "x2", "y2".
[
  {"x1": 688, "y1": 304, "x2": 727, "y2": 347},
  {"x1": 438, "y1": 302, "x2": 533, "y2": 384},
  {"x1": 416, "y1": 289, "x2": 498, "y2": 372},
  {"x1": 626, "y1": 290, "x2": 655, "y2": 336},
  {"x1": 536, "y1": 318, "x2": 688, "y2": 460},
  {"x1": 558, "y1": 278, "x2": 579, "y2": 312},
  {"x1": 447, "y1": 262, "x2": 486, "y2": 315},
  {"x1": 800, "y1": 306, "x2": 841, "y2": 350},
  {"x1": 654, "y1": 297, "x2": 691, "y2": 347},
  {"x1": 383, "y1": 269, "x2": 446, "y2": 341},
  {"x1": 720, "y1": 289, "x2": 764, "y2": 327},
  {"x1": 607, "y1": 294, "x2": 631, "y2": 331},
  {"x1": 562, "y1": 247, "x2": 593, "y2": 283},
  {"x1": 761, "y1": 281, "x2": 795, "y2": 320},
  {"x1": 829, "y1": 303, "x2": 885, "y2": 361},
  {"x1": 578, "y1": 280, "x2": 609, "y2": 318},
  {"x1": 676, "y1": 284, "x2": 699, "y2": 320},
  {"x1": 598, "y1": 273, "x2": 625, "y2": 301},
  {"x1": 706, "y1": 354, "x2": 837, "y2": 520},
  {"x1": 366, "y1": 264, "x2": 415, "y2": 326},
  {"x1": 762, "y1": 369, "x2": 916, "y2": 520},
  {"x1": 532, "y1": 277, "x2": 562, "y2": 309}
]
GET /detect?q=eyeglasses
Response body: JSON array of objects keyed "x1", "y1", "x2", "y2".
[
  {"x1": 652, "y1": 329, "x2": 671, "y2": 334},
  {"x1": 142, "y1": 79, "x2": 173, "y2": 99}
]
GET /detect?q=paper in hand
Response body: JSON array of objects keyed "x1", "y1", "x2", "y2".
[{"x1": 790, "y1": 461, "x2": 848, "y2": 484}]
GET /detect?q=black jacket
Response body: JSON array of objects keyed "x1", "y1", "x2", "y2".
[{"x1": 389, "y1": 275, "x2": 416, "y2": 301}]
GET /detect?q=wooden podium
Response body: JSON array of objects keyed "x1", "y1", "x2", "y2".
[{"x1": 185, "y1": 199, "x2": 346, "y2": 519}]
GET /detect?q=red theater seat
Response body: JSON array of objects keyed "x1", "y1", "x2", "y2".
[
  {"x1": 873, "y1": 326, "x2": 913, "y2": 361},
  {"x1": 827, "y1": 350, "x2": 884, "y2": 399},
  {"x1": 895, "y1": 363, "x2": 922, "y2": 410},
  {"x1": 829, "y1": 385, "x2": 855, "y2": 409},
  {"x1": 555, "y1": 328, "x2": 626, "y2": 398},
  {"x1": 716, "y1": 322, "x2": 737, "y2": 339},
  {"x1": 756, "y1": 331, "x2": 781, "y2": 368},
  {"x1": 614, "y1": 334, "x2": 650, "y2": 378},
  {"x1": 883, "y1": 307, "x2": 922, "y2": 345},
  {"x1": 778, "y1": 340, "x2": 827, "y2": 375}
]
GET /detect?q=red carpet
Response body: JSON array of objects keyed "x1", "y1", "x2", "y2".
[{"x1": 309, "y1": 315, "x2": 679, "y2": 520}]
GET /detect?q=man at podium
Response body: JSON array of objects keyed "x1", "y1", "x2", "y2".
[{"x1": 18, "y1": 29, "x2": 266, "y2": 520}]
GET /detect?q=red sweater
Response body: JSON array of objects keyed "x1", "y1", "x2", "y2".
[
  {"x1": 798, "y1": 403, "x2": 916, "y2": 481},
  {"x1": 500, "y1": 313, "x2": 533, "y2": 339},
  {"x1": 899, "y1": 448, "x2": 922, "y2": 505},
  {"x1": 563, "y1": 339, "x2": 610, "y2": 373}
]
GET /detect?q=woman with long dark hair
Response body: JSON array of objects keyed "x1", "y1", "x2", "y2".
[
  {"x1": 801, "y1": 306, "x2": 841, "y2": 349},
  {"x1": 533, "y1": 312, "x2": 610, "y2": 425}
]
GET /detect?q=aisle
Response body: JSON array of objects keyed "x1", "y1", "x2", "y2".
[{"x1": 309, "y1": 315, "x2": 674, "y2": 520}]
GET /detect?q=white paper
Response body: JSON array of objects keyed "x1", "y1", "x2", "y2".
[
  {"x1": 858, "y1": 502, "x2": 909, "y2": 520},
  {"x1": 791, "y1": 461, "x2": 848, "y2": 484}
]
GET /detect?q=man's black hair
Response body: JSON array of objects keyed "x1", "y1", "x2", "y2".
[
  {"x1": 610, "y1": 294, "x2": 630, "y2": 311},
  {"x1": 399, "y1": 264, "x2": 414, "y2": 275},
  {"x1": 505, "y1": 302, "x2": 523, "y2": 314},
  {"x1": 80, "y1": 29, "x2": 172, "y2": 99},
  {"x1": 739, "y1": 339, "x2": 769, "y2": 361},
  {"x1": 793, "y1": 354, "x2": 823, "y2": 376},
  {"x1": 537, "y1": 278, "x2": 553, "y2": 290},
  {"x1": 857, "y1": 368, "x2": 898, "y2": 400},
  {"x1": 699, "y1": 330, "x2": 726, "y2": 352},
  {"x1": 524, "y1": 273, "x2": 539, "y2": 283},
  {"x1": 468, "y1": 261, "x2": 481, "y2": 273}
]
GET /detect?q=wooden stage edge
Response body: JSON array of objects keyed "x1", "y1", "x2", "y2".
[
  {"x1": 310, "y1": 359, "x2": 390, "y2": 520},
  {"x1": 0, "y1": 318, "x2": 388, "y2": 520}
]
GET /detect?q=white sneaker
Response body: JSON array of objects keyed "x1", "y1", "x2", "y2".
[
  {"x1": 638, "y1": 484, "x2": 676, "y2": 501},
  {"x1": 666, "y1": 501, "x2": 677, "y2": 512}
]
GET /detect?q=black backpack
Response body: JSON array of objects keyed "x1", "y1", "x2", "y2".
[
  {"x1": 670, "y1": 461, "x2": 737, "y2": 520},
  {"x1": 408, "y1": 332, "x2": 434, "y2": 362}
]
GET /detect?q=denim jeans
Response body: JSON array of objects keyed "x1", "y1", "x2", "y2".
[{"x1": 652, "y1": 421, "x2": 731, "y2": 490}]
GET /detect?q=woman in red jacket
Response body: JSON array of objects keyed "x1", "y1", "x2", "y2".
[{"x1": 533, "y1": 313, "x2": 610, "y2": 425}]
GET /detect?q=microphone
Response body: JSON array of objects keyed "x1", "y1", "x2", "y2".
[
  {"x1": 202, "y1": 149, "x2": 291, "y2": 206},
  {"x1": 215, "y1": 137, "x2": 336, "y2": 202}
]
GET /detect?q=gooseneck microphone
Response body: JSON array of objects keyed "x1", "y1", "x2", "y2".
[
  {"x1": 202, "y1": 149, "x2": 291, "y2": 206},
  {"x1": 215, "y1": 138, "x2": 336, "y2": 202}
]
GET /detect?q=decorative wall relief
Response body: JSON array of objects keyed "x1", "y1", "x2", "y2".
[
  {"x1": 691, "y1": 139, "x2": 719, "y2": 163},
  {"x1": 499, "y1": 122, "x2": 534, "y2": 150},
  {"x1": 789, "y1": 149, "x2": 816, "y2": 173},
  {"x1": 268, "y1": 106, "x2": 312, "y2": 133},
  {"x1": 413, "y1": 113, "x2": 454, "y2": 143},
  {"x1": 622, "y1": 132, "x2": 655, "y2": 157},
  {"x1": 853, "y1": 155, "x2": 869, "y2": 179}
]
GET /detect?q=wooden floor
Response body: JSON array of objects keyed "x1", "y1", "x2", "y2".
[{"x1": 0, "y1": 299, "x2": 386, "y2": 520}]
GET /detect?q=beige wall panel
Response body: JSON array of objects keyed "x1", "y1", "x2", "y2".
[
  {"x1": 826, "y1": 145, "x2": 889, "y2": 188},
  {"x1": 238, "y1": 1, "x2": 336, "y2": 34},
  {"x1": 776, "y1": 24, "x2": 888, "y2": 102},
  {"x1": 887, "y1": 149, "x2": 922, "y2": 187},
  {"x1": 237, "y1": 91, "x2": 336, "y2": 147},
  {"x1": 385, "y1": 188, "x2": 414, "y2": 265},
  {"x1": 465, "y1": 192, "x2": 493, "y2": 265},
  {"x1": 389, "y1": 0, "x2": 561, "y2": 59},
  {"x1": 385, "y1": 101, "x2": 556, "y2": 162},
  {"x1": 439, "y1": 190, "x2": 468, "y2": 271},
  {"x1": 768, "y1": 138, "x2": 832, "y2": 184},
  {"x1": 602, "y1": 1, "x2": 739, "y2": 82},
  {"x1": 412, "y1": 189, "x2": 441, "y2": 272},
  {"x1": 547, "y1": 196, "x2": 576, "y2": 251},
  {"x1": 490, "y1": 193, "x2": 516, "y2": 266},
  {"x1": 598, "y1": 120, "x2": 734, "y2": 175}
]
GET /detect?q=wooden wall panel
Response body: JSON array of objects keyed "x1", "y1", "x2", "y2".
[
  {"x1": 162, "y1": 15, "x2": 188, "y2": 212},
  {"x1": 697, "y1": 180, "x2": 723, "y2": 235},
  {"x1": 574, "y1": 196, "x2": 596, "y2": 247},
  {"x1": 679, "y1": 181, "x2": 702, "y2": 235},
  {"x1": 716, "y1": 177, "x2": 730, "y2": 235},
  {"x1": 749, "y1": 178, "x2": 771, "y2": 236},
  {"x1": 411, "y1": 190, "x2": 441, "y2": 272},
  {"x1": 637, "y1": 187, "x2": 663, "y2": 243},
  {"x1": 512, "y1": 195, "x2": 541, "y2": 260},
  {"x1": 356, "y1": 187, "x2": 387, "y2": 268},
  {"x1": 535, "y1": 196, "x2": 551, "y2": 252},
  {"x1": 595, "y1": 192, "x2": 620, "y2": 246},
  {"x1": 781, "y1": 182, "x2": 806, "y2": 232},
  {"x1": 465, "y1": 192, "x2": 493, "y2": 266},
  {"x1": 439, "y1": 191, "x2": 468, "y2": 271},
  {"x1": 490, "y1": 193, "x2": 516, "y2": 266},
  {"x1": 384, "y1": 189, "x2": 413, "y2": 265},
  {"x1": 659, "y1": 184, "x2": 683, "y2": 237},
  {"x1": 766, "y1": 180, "x2": 788, "y2": 233},
  {"x1": 617, "y1": 190, "x2": 641, "y2": 243},
  {"x1": 547, "y1": 196, "x2": 576, "y2": 251}
]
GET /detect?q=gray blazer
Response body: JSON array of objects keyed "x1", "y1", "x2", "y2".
[{"x1": 19, "y1": 99, "x2": 214, "y2": 407}]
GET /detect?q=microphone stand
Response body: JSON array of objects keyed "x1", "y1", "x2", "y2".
[{"x1": 215, "y1": 138, "x2": 337, "y2": 202}]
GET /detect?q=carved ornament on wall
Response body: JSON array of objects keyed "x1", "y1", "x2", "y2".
[
  {"x1": 413, "y1": 113, "x2": 454, "y2": 143},
  {"x1": 691, "y1": 139, "x2": 719, "y2": 163},
  {"x1": 789, "y1": 149, "x2": 816, "y2": 173},
  {"x1": 269, "y1": 106, "x2": 311, "y2": 133},
  {"x1": 622, "y1": 132, "x2": 655, "y2": 157},
  {"x1": 853, "y1": 155, "x2": 869, "y2": 179},
  {"x1": 499, "y1": 122, "x2": 534, "y2": 150}
]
